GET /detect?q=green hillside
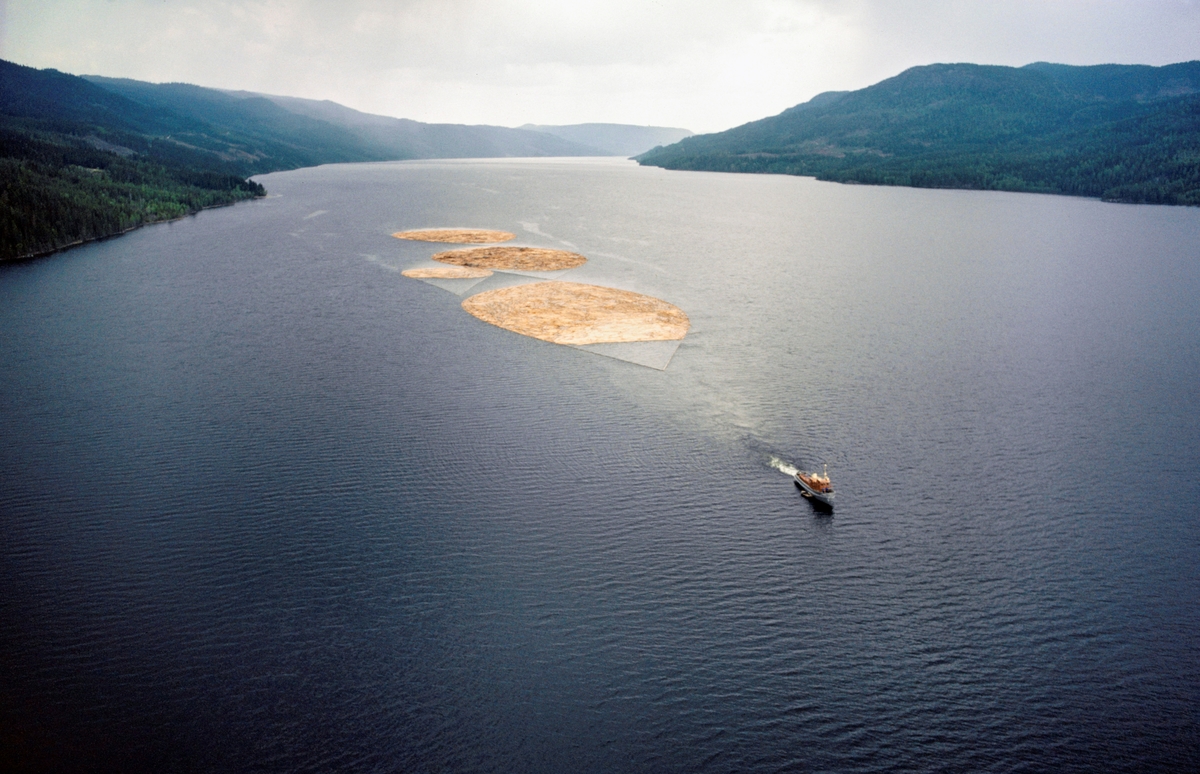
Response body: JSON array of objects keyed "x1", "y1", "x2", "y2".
[
  {"x1": 83, "y1": 76, "x2": 393, "y2": 170},
  {"x1": 636, "y1": 62, "x2": 1200, "y2": 205},
  {"x1": 0, "y1": 60, "x2": 277, "y2": 261}
]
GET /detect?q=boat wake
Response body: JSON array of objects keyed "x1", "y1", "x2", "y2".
[{"x1": 769, "y1": 456, "x2": 799, "y2": 477}]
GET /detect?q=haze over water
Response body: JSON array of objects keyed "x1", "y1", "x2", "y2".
[{"x1": 2, "y1": 158, "x2": 1198, "y2": 772}]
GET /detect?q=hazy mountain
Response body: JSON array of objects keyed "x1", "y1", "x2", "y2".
[
  {"x1": 220, "y1": 91, "x2": 607, "y2": 159},
  {"x1": 84, "y1": 78, "x2": 610, "y2": 164},
  {"x1": 83, "y1": 76, "x2": 388, "y2": 170},
  {"x1": 637, "y1": 61, "x2": 1200, "y2": 205},
  {"x1": 518, "y1": 123, "x2": 694, "y2": 156}
]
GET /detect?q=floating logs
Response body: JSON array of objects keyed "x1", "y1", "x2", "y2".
[
  {"x1": 401, "y1": 266, "x2": 493, "y2": 279},
  {"x1": 461, "y1": 281, "x2": 689, "y2": 345},
  {"x1": 434, "y1": 246, "x2": 587, "y2": 272},
  {"x1": 392, "y1": 229, "x2": 515, "y2": 244}
]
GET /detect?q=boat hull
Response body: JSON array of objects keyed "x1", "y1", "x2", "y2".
[{"x1": 794, "y1": 474, "x2": 835, "y2": 508}]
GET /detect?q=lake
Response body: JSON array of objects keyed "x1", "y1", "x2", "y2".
[{"x1": 2, "y1": 158, "x2": 1198, "y2": 772}]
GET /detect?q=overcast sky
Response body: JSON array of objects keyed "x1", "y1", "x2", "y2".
[{"x1": 3, "y1": 0, "x2": 1199, "y2": 133}]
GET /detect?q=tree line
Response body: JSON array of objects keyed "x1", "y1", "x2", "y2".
[{"x1": 1, "y1": 128, "x2": 264, "y2": 261}]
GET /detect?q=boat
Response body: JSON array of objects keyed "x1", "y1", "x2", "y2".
[{"x1": 794, "y1": 464, "x2": 835, "y2": 507}]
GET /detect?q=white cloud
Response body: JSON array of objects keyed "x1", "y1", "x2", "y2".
[{"x1": 2, "y1": 0, "x2": 1198, "y2": 132}]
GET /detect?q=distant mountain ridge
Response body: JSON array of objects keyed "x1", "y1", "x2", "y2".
[
  {"x1": 637, "y1": 61, "x2": 1200, "y2": 205},
  {"x1": 518, "y1": 123, "x2": 694, "y2": 157},
  {"x1": 0, "y1": 60, "x2": 658, "y2": 260},
  {"x1": 216, "y1": 88, "x2": 609, "y2": 160},
  {"x1": 86, "y1": 77, "x2": 605, "y2": 162},
  {"x1": 239, "y1": 93, "x2": 603, "y2": 157}
]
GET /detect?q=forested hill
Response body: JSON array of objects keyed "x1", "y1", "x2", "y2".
[
  {"x1": 0, "y1": 60, "x2": 274, "y2": 260},
  {"x1": 0, "y1": 61, "x2": 600, "y2": 261},
  {"x1": 636, "y1": 61, "x2": 1200, "y2": 205}
]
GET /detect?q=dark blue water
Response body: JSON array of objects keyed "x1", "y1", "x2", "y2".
[{"x1": 2, "y1": 159, "x2": 1198, "y2": 772}]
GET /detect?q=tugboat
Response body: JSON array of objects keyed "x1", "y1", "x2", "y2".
[{"x1": 794, "y1": 464, "x2": 834, "y2": 508}]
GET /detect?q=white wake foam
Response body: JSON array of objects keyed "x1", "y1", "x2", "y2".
[{"x1": 769, "y1": 456, "x2": 798, "y2": 477}]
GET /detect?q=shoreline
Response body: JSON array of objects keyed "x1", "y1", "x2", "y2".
[{"x1": 1, "y1": 194, "x2": 265, "y2": 265}]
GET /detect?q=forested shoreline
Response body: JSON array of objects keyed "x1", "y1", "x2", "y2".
[
  {"x1": 637, "y1": 62, "x2": 1200, "y2": 206},
  {"x1": 0, "y1": 129, "x2": 264, "y2": 261},
  {"x1": 0, "y1": 60, "x2": 279, "y2": 262}
]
